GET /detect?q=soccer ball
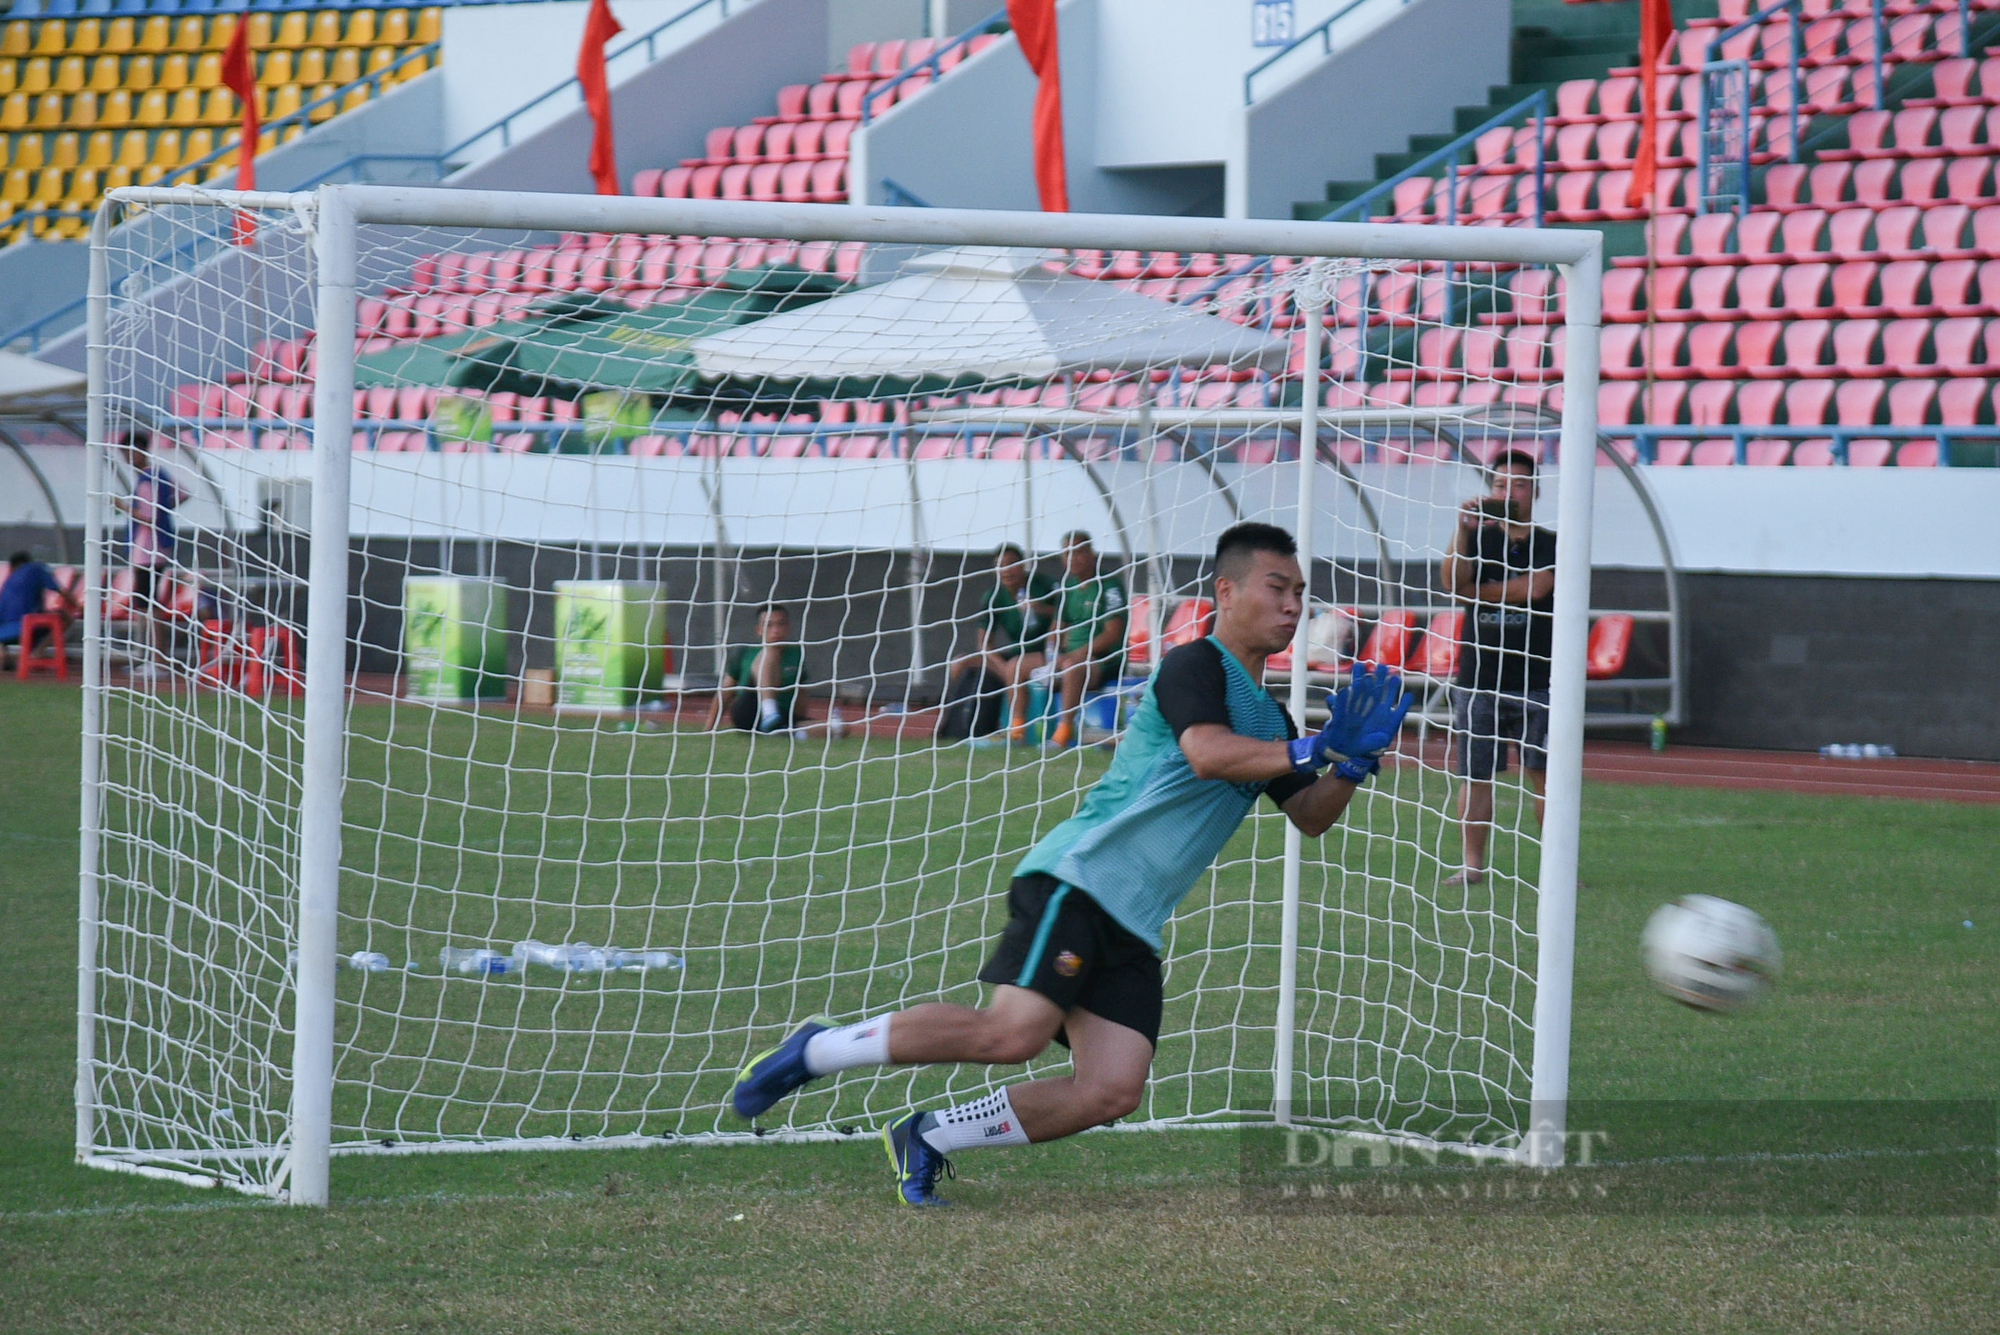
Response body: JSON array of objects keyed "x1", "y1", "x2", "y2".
[{"x1": 1640, "y1": 895, "x2": 1782, "y2": 1013}]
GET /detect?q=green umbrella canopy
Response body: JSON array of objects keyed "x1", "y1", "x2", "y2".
[{"x1": 439, "y1": 266, "x2": 844, "y2": 403}]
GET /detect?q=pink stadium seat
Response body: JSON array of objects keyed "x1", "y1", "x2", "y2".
[
  {"x1": 1831, "y1": 318, "x2": 1886, "y2": 375},
  {"x1": 1691, "y1": 440, "x2": 1738, "y2": 466},
  {"x1": 1849, "y1": 440, "x2": 1896, "y2": 466},
  {"x1": 1652, "y1": 439, "x2": 1693, "y2": 467},
  {"x1": 808, "y1": 159, "x2": 847, "y2": 202},
  {"x1": 1687, "y1": 380, "x2": 1734, "y2": 426},
  {"x1": 1896, "y1": 440, "x2": 1941, "y2": 466},
  {"x1": 1735, "y1": 381, "x2": 1785, "y2": 426},
  {"x1": 1786, "y1": 380, "x2": 1835, "y2": 425},
  {"x1": 1733, "y1": 321, "x2": 1786, "y2": 376},
  {"x1": 1600, "y1": 381, "x2": 1642, "y2": 425},
  {"x1": 1929, "y1": 316, "x2": 1984, "y2": 373},
  {"x1": 1746, "y1": 439, "x2": 1792, "y2": 466},
  {"x1": 1836, "y1": 379, "x2": 1886, "y2": 425}
]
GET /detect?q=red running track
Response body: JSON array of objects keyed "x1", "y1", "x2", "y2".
[{"x1": 1580, "y1": 741, "x2": 2000, "y2": 806}]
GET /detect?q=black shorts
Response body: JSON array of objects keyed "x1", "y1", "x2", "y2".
[
  {"x1": 727, "y1": 690, "x2": 797, "y2": 732},
  {"x1": 129, "y1": 565, "x2": 161, "y2": 611},
  {"x1": 1451, "y1": 687, "x2": 1550, "y2": 780},
  {"x1": 976, "y1": 872, "x2": 1163, "y2": 1048}
]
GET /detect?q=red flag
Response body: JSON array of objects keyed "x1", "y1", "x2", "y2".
[
  {"x1": 578, "y1": 0, "x2": 624, "y2": 195},
  {"x1": 1625, "y1": 0, "x2": 1675, "y2": 209},
  {"x1": 1007, "y1": 0, "x2": 1068, "y2": 212},
  {"x1": 219, "y1": 15, "x2": 260, "y2": 243}
]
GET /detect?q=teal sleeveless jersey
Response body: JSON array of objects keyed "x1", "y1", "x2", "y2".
[{"x1": 1014, "y1": 636, "x2": 1305, "y2": 951}]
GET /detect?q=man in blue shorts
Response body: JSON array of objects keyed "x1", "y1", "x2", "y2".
[{"x1": 729, "y1": 521, "x2": 1412, "y2": 1205}]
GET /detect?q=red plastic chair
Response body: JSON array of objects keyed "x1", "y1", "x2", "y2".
[
  {"x1": 1356, "y1": 610, "x2": 1416, "y2": 670},
  {"x1": 1161, "y1": 598, "x2": 1215, "y2": 654},
  {"x1": 1585, "y1": 614, "x2": 1634, "y2": 680},
  {"x1": 16, "y1": 612, "x2": 66, "y2": 680},
  {"x1": 1407, "y1": 610, "x2": 1464, "y2": 681}
]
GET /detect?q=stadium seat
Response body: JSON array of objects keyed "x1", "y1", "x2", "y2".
[{"x1": 1584, "y1": 614, "x2": 1633, "y2": 680}]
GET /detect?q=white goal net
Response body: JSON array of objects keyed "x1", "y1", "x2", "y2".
[{"x1": 80, "y1": 186, "x2": 1599, "y2": 1201}]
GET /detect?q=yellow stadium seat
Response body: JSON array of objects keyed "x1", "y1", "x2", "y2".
[
  {"x1": 123, "y1": 55, "x2": 152, "y2": 92},
  {"x1": 13, "y1": 133, "x2": 41, "y2": 169},
  {"x1": 136, "y1": 16, "x2": 168, "y2": 54},
  {"x1": 328, "y1": 47, "x2": 360, "y2": 86},
  {"x1": 71, "y1": 20, "x2": 100, "y2": 55},
  {"x1": 192, "y1": 52, "x2": 220, "y2": 90},
  {"x1": 182, "y1": 127, "x2": 213, "y2": 162},
  {"x1": 266, "y1": 82, "x2": 302, "y2": 122},
  {"x1": 0, "y1": 200, "x2": 14, "y2": 225},
  {"x1": 20, "y1": 58, "x2": 48, "y2": 95},
  {"x1": 340, "y1": 10, "x2": 376, "y2": 48},
  {"x1": 0, "y1": 62, "x2": 15, "y2": 97},
  {"x1": 379, "y1": 11, "x2": 411, "y2": 46},
  {"x1": 63, "y1": 166, "x2": 97, "y2": 205},
  {"x1": 0, "y1": 93, "x2": 26, "y2": 130},
  {"x1": 340, "y1": 84, "x2": 368, "y2": 114},
  {"x1": 2, "y1": 24, "x2": 29, "y2": 59},
  {"x1": 98, "y1": 88, "x2": 130, "y2": 127},
  {"x1": 171, "y1": 16, "x2": 204, "y2": 54},
  {"x1": 136, "y1": 163, "x2": 164, "y2": 186},
  {"x1": 402, "y1": 51, "x2": 432, "y2": 78},
  {"x1": 114, "y1": 130, "x2": 143, "y2": 167},
  {"x1": 135, "y1": 89, "x2": 167, "y2": 127},
  {"x1": 258, "y1": 50, "x2": 292, "y2": 89},
  {"x1": 365, "y1": 46, "x2": 394, "y2": 75},
  {"x1": 307, "y1": 83, "x2": 336, "y2": 123},
  {"x1": 253, "y1": 126, "x2": 275, "y2": 154},
  {"x1": 168, "y1": 89, "x2": 200, "y2": 124},
  {"x1": 202, "y1": 87, "x2": 233, "y2": 126},
  {"x1": 104, "y1": 18, "x2": 134, "y2": 55},
  {"x1": 309, "y1": 11, "x2": 341, "y2": 48},
  {"x1": 279, "y1": 122, "x2": 301, "y2": 145},
  {"x1": 31, "y1": 94, "x2": 61, "y2": 129},
  {"x1": 416, "y1": 8, "x2": 442, "y2": 44},
  {"x1": 88, "y1": 55, "x2": 118, "y2": 93},
  {"x1": 33, "y1": 169, "x2": 64, "y2": 204},
  {"x1": 295, "y1": 48, "x2": 326, "y2": 86},
  {"x1": 33, "y1": 23, "x2": 64, "y2": 57},
  {"x1": 82, "y1": 129, "x2": 110, "y2": 166},
  {"x1": 157, "y1": 54, "x2": 187, "y2": 91},
  {"x1": 275, "y1": 13, "x2": 308, "y2": 50},
  {"x1": 49, "y1": 131, "x2": 77, "y2": 168},
  {"x1": 103, "y1": 163, "x2": 131, "y2": 192},
  {"x1": 54, "y1": 56, "x2": 85, "y2": 94},
  {"x1": 1, "y1": 168, "x2": 28, "y2": 202},
  {"x1": 244, "y1": 16, "x2": 275, "y2": 51},
  {"x1": 149, "y1": 128, "x2": 178, "y2": 166},
  {"x1": 69, "y1": 92, "x2": 98, "y2": 127}
]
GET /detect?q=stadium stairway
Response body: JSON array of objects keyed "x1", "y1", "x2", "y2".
[{"x1": 0, "y1": 7, "x2": 441, "y2": 243}]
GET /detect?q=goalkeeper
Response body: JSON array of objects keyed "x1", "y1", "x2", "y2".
[{"x1": 731, "y1": 522, "x2": 1412, "y2": 1206}]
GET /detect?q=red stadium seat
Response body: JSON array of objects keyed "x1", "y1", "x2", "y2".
[
  {"x1": 1586, "y1": 614, "x2": 1634, "y2": 679},
  {"x1": 1356, "y1": 610, "x2": 1416, "y2": 670}
]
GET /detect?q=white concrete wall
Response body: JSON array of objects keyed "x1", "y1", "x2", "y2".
[
  {"x1": 30, "y1": 443, "x2": 2000, "y2": 581},
  {"x1": 1233, "y1": 0, "x2": 1511, "y2": 218},
  {"x1": 440, "y1": 0, "x2": 756, "y2": 165}
]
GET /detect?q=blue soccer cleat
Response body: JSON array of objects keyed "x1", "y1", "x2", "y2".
[
  {"x1": 730, "y1": 1015, "x2": 831, "y2": 1120},
  {"x1": 882, "y1": 1110, "x2": 956, "y2": 1207}
]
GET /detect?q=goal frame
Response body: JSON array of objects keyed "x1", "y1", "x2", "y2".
[{"x1": 81, "y1": 184, "x2": 1602, "y2": 1204}]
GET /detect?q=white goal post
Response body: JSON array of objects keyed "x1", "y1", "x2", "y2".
[{"x1": 81, "y1": 184, "x2": 1600, "y2": 1204}]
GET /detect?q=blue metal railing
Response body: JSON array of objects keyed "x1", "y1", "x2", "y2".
[
  {"x1": 1614, "y1": 423, "x2": 1989, "y2": 466},
  {"x1": 1243, "y1": 0, "x2": 1412, "y2": 105},
  {"x1": 878, "y1": 177, "x2": 931, "y2": 207},
  {"x1": 436, "y1": 0, "x2": 733, "y2": 169},
  {"x1": 1321, "y1": 90, "x2": 1548, "y2": 233},
  {"x1": 1697, "y1": 0, "x2": 1801, "y2": 216},
  {"x1": 859, "y1": 6, "x2": 1006, "y2": 126}
]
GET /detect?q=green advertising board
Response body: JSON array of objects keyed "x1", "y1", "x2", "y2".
[
  {"x1": 403, "y1": 578, "x2": 509, "y2": 702},
  {"x1": 553, "y1": 581, "x2": 669, "y2": 711}
]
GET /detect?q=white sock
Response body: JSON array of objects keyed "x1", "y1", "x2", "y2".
[
  {"x1": 919, "y1": 1087, "x2": 1031, "y2": 1153},
  {"x1": 758, "y1": 699, "x2": 782, "y2": 729},
  {"x1": 802, "y1": 1015, "x2": 893, "y2": 1076}
]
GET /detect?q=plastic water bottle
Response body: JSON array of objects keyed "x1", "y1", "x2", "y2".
[
  {"x1": 1649, "y1": 716, "x2": 1667, "y2": 753},
  {"x1": 440, "y1": 946, "x2": 514, "y2": 975},
  {"x1": 610, "y1": 949, "x2": 685, "y2": 972},
  {"x1": 345, "y1": 951, "x2": 392, "y2": 972},
  {"x1": 826, "y1": 703, "x2": 848, "y2": 740}
]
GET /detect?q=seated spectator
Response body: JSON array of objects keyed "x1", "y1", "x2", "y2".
[
  {"x1": 944, "y1": 543, "x2": 1057, "y2": 742},
  {"x1": 0, "y1": 550, "x2": 77, "y2": 670},
  {"x1": 1048, "y1": 530, "x2": 1128, "y2": 749},
  {"x1": 711, "y1": 603, "x2": 805, "y2": 733}
]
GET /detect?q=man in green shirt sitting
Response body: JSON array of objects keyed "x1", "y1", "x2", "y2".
[
  {"x1": 1049, "y1": 530, "x2": 1128, "y2": 750},
  {"x1": 959, "y1": 542, "x2": 1058, "y2": 743},
  {"x1": 711, "y1": 603, "x2": 805, "y2": 733}
]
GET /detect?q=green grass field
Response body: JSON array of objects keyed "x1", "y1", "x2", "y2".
[{"x1": 3, "y1": 682, "x2": 1996, "y2": 1333}]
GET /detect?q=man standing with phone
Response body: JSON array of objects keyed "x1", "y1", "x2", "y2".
[{"x1": 1440, "y1": 449, "x2": 1556, "y2": 887}]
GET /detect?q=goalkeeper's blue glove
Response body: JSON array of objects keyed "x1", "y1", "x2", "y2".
[{"x1": 1286, "y1": 662, "x2": 1413, "y2": 784}]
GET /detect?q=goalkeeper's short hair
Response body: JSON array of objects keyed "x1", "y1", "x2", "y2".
[{"x1": 1212, "y1": 522, "x2": 1297, "y2": 584}]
